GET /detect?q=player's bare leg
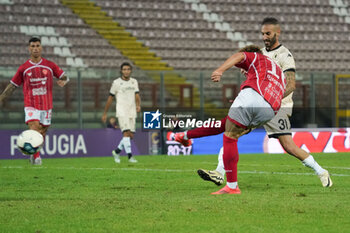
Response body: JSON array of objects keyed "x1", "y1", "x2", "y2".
[
  {"x1": 278, "y1": 135, "x2": 332, "y2": 187},
  {"x1": 28, "y1": 121, "x2": 48, "y2": 136}
]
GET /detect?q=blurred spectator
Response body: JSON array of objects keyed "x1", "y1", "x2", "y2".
[{"x1": 107, "y1": 116, "x2": 119, "y2": 129}]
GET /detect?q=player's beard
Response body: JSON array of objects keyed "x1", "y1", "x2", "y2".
[{"x1": 264, "y1": 34, "x2": 277, "y2": 50}]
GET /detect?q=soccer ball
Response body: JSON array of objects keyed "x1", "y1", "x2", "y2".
[{"x1": 17, "y1": 130, "x2": 44, "y2": 155}]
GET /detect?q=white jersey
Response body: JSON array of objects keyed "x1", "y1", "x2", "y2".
[
  {"x1": 262, "y1": 45, "x2": 295, "y2": 115},
  {"x1": 109, "y1": 77, "x2": 139, "y2": 118}
]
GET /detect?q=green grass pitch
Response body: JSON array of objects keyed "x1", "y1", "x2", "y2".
[{"x1": 1, "y1": 153, "x2": 349, "y2": 233}]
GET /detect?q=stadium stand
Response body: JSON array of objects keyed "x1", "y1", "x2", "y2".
[
  {"x1": 1, "y1": 0, "x2": 350, "y2": 71},
  {"x1": 0, "y1": 0, "x2": 134, "y2": 71},
  {"x1": 93, "y1": 0, "x2": 350, "y2": 72}
]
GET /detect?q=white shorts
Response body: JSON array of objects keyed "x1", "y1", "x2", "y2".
[
  {"x1": 25, "y1": 107, "x2": 52, "y2": 126},
  {"x1": 228, "y1": 88, "x2": 275, "y2": 128},
  {"x1": 117, "y1": 117, "x2": 136, "y2": 132},
  {"x1": 264, "y1": 107, "x2": 292, "y2": 138}
]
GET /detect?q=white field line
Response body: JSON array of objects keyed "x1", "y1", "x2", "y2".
[
  {"x1": 198, "y1": 162, "x2": 350, "y2": 170},
  {"x1": 324, "y1": 166, "x2": 350, "y2": 170},
  {"x1": 1, "y1": 166, "x2": 350, "y2": 177},
  {"x1": 243, "y1": 164, "x2": 350, "y2": 171}
]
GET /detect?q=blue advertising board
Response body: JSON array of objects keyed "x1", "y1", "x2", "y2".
[{"x1": 192, "y1": 129, "x2": 266, "y2": 154}]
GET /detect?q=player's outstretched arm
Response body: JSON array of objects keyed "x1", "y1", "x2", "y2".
[
  {"x1": 211, "y1": 52, "x2": 245, "y2": 82},
  {"x1": 0, "y1": 83, "x2": 16, "y2": 105},
  {"x1": 101, "y1": 95, "x2": 114, "y2": 123},
  {"x1": 283, "y1": 71, "x2": 296, "y2": 98},
  {"x1": 57, "y1": 75, "x2": 69, "y2": 87}
]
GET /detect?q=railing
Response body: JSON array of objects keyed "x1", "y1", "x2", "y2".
[{"x1": 0, "y1": 67, "x2": 345, "y2": 129}]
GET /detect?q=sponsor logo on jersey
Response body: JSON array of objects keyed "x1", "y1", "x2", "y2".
[
  {"x1": 124, "y1": 86, "x2": 136, "y2": 91},
  {"x1": 32, "y1": 87, "x2": 47, "y2": 96},
  {"x1": 42, "y1": 69, "x2": 48, "y2": 75},
  {"x1": 30, "y1": 77, "x2": 47, "y2": 86},
  {"x1": 30, "y1": 77, "x2": 47, "y2": 82}
]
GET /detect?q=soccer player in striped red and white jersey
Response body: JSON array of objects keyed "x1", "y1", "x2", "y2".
[
  {"x1": 208, "y1": 45, "x2": 285, "y2": 194},
  {"x1": 185, "y1": 17, "x2": 333, "y2": 187},
  {"x1": 0, "y1": 37, "x2": 69, "y2": 165},
  {"x1": 172, "y1": 18, "x2": 332, "y2": 190}
]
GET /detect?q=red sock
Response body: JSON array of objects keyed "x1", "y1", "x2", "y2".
[
  {"x1": 187, "y1": 116, "x2": 227, "y2": 139},
  {"x1": 33, "y1": 151, "x2": 40, "y2": 159},
  {"x1": 223, "y1": 134, "x2": 239, "y2": 183}
]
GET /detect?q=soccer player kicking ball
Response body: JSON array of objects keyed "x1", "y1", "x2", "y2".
[
  {"x1": 201, "y1": 45, "x2": 285, "y2": 194},
  {"x1": 0, "y1": 37, "x2": 69, "y2": 165},
  {"x1": 169, "y1": 17, "x2": 332, "y2": 189}
]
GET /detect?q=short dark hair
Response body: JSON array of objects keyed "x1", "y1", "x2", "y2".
[
  {"x1": 261, "y1": 17, "x2": 279, "y2": 25},
  {"x1": 239, "y1": 45, "x2": 262, "y2": 54},
  {"x1": 120, "y1": 62, "x2": 132, "y2": 70},
  {"x1": 28, "y1": 37, "x2": 41, "y2": 44}
]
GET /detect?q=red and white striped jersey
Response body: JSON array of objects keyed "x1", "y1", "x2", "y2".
[
  {"x1": 236, "y1": 52, "x2": 286, "y2": 113},
  {"x1": 11, "y1": 58, "x2": 65, "y2": 110}
]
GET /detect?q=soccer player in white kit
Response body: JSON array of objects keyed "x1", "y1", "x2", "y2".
[
  {"x1": 0, "y1": 37, "x2": 69, "y2": 165},
  {"x1": 102, "y1": 62, "x2": 141, "y2": 163},
  {"x1": 172, "y1": 18, "x2": 332, "y2": 188}
]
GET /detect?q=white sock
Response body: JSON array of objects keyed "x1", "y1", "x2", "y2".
[
  {"x1": 123, "y1": 137, "x2": 132, "y2": 154},
  {"x1": 227, "y1": 182, "x2": 238, "y2": 189},
  {"x1": 169, "y1": 132, "x2": 175, "y2": 140},
  {"x1": 302, "y1": 155, "x2": 326, "y2": 175},
  {"x1": 117, "y1": 139, "x2": 124, "y2": 151},
  {"x1": 216, "y1": 147, "x2": 225, "y2": 175}
]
